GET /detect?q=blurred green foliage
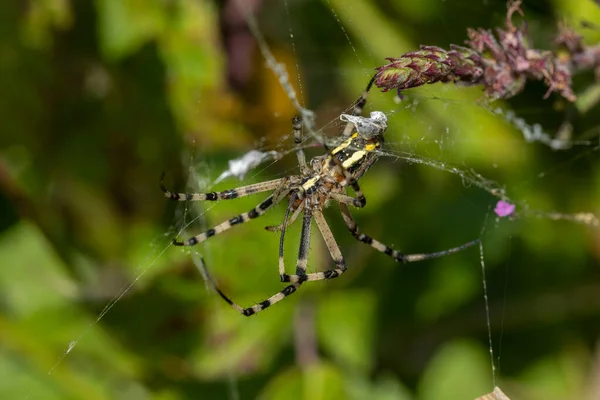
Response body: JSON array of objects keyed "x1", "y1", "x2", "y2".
[{"x1": 0, "y1": 1, "x2": 599, "y2": 399}]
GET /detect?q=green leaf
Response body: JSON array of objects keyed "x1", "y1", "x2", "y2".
[
  {"x1": 346, "y1": 372, "x2": 414, "y2": 400},
  {"x1": 191, "y1": 300, "x2": 294, "y2": 378},
  {"x1": 95, "y1": 0, "x2": 166, "y2": 60},
  {"x1": 21, "y1": 0, "x2": 73, "y2": 49},
  {"x1": 418, "y1": 340, "x2": 492, "y2": 400},
  {"x1": 316, "y1": 290, "x2": 377, "y2": 372},
  {"x1": 416, "y1": 260, "x2": 478, "y2": 321},
  {"x1": 518, "y1": 348, "x2": 588, "y2": 400},
  {"x1": 259, "y1": 362, "x2": 346, "y2": 400},
  {"x1": 0, "y1": 223, "x2": 143, "y2": 399}
]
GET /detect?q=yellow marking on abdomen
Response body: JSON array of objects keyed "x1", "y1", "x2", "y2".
[
  {"x1": 331, "y1": 132, "x2": 358, "y2": 155},
  {"x1": 342, "y1": 150, "x2": 366, "y2": 169},
  {"x1": 365, "y1": 143, "x2": 378, "y2": 151}
]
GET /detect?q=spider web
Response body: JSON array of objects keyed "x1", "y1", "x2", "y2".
[
  {"x1": 162, "y1": 1, "x2": 599, "y2": 399},
  {"x1": 21, "y1": 1, "x2": 599, "y2": 399}
]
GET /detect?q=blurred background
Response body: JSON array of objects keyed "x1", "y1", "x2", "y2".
[{"x1": 1, "y1": 0, "x2": 599, "y2": 399}]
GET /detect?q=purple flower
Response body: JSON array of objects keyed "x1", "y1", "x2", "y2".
[{"x1": 495, "y1": 200, "x2": 516, "y2": 217}]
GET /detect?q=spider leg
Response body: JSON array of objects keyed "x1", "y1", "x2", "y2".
[
  {"x1": 292, "y1": 116, "x2": 310, "y2": 175},
  {"x1": 292, "y1": 208, "x2": 313, "y2": 278},
  {"x1": 337, "y1": 177, "x2": 368, "y2": 207},
  {"x1": 265, "y1": 116, "x2": 310, "y2": 232},
  {"x1": 283, "y1": 210, "x2": 347, "y2": 283},
  {"x1": 265, "y1": 201, "x2": 304, "y2": 232},
  {"x1": 342, "y1": 75, "x2": 376, "y2": 136},
  {"x1": 277, "y1": 194, "x2": 299, "y2": 278},
  {"x1": 161, "y1": 173, "x2": 285, "y2": 201},
  {"x1": 195, "y1": 256, "x2": 300, "y2": 317},
  {"x1": 329, "y1": 180, "x2": 367, "y2": 208},
  {"x1": 339, "y1": 203, "x2": 479, "y2": 262},
  {"x1": 172, "y1": 190, "x2": 289, "y2": 246},
  {"x1": 204, "y1": 203, "x2": 314, "y2": 316}
]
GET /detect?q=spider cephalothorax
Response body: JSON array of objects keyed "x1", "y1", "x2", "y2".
[
  {"x1": 293, "y1": 111, "x2": 387, "y2": 210},
  {"x1": 162, "y1": 82, "x2": 478, "y2": 316}
]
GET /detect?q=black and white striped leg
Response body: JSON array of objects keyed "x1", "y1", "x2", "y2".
[
  {"x1": 195, "y1": 256, "x2": 300, "y2": 317},
  {"x1": 172, "y1": 192, "x2": 286, "y2": 246},
  {"x1": 292, "y1": 116, "x2": 310, "y2": 175},
  {"x1": 292, "y1": 209, "x2": 312, "y2": 277},
  {"x1": 281, "y1": 211, "x2": 347, "y2": 283},
  {"x1": 329, "y1": 182, "x2": 367, "y2": 208},
  {"x1": 265, "y1": 200, "x2": 304, "y2": 232},
  {"x1": 339, "y1": 203, "x2": 479, "y2": 262},
  {"x1": 309, "y1": 211, "x2": 346, "y2": 280},
  {"x1": 277, "y1": 195, "x2": 299, "y2": 278},
  {"x1": 211, "y1": 206, "x2": 315, "y2": 316},
  {"x1": 350, "y1": 181, "x2": 366, "y2": 207},
  {"x1": 342, "y1": 75, "x2": 376, "y2": 137},
  {"x1": 161, "y1": 173, "x2": 285, "y2": 201}
]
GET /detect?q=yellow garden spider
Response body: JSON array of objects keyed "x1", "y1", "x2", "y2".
[{"x1": 161, "y1": 80, "x2": 479, "y2": 316}]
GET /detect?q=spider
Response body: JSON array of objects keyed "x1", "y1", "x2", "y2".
[{"x1": 161, "y1": 79, "x2": 479, "y2": 316}]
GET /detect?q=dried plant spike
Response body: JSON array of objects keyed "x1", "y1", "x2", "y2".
[
  {"x1": 373, "y1": 0, "x2": 597, "y2": 102},
  {"x1": 374, "y1": 45, "x2": 484, "y2": 92}
]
